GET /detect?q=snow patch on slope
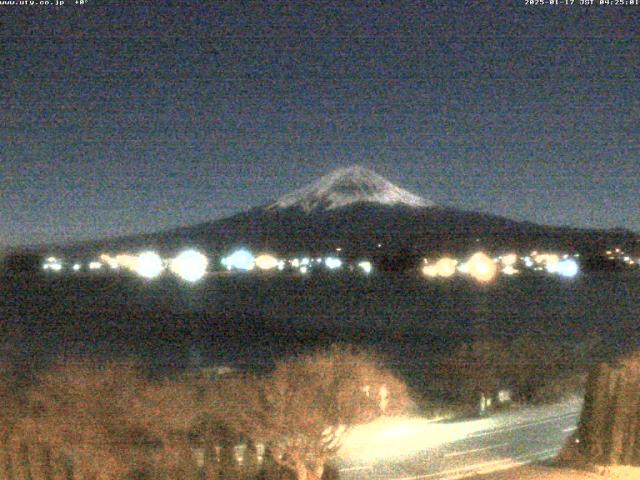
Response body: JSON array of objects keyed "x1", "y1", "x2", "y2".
[{"x1": 268, "y1": 165, "x2": 434, "y2": 213}]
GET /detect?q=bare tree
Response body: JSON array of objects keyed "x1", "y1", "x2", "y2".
[
  {"x1": 210, "y1": 346, "x2": 411, "y2": 480},
  {"x1": 17, "y1": 360, "x2": 205, "y2": 480}
]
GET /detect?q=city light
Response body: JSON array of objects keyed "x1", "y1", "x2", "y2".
[
  {"x1": 325, "y1": 257, "x2": 342, "y2": 270},
  {"x1": 557, "y1": 259, "x2": 579, "y2": 278},
  {"x1": 435, "y1": 257, "x2": 457, "y2": 278},
  {"x1": 135, "y1": 251, "x2": 164, "y2": 279},
  {"x1": 170, "y1": 249, "x2": 208, "y2": 282},
  {"x1": 99, "y1": 254, "x2": 120, "y2": 270},
  {"x1": 466, "y1": 252, "x2": 497, "y2": 283},
  {"x1": 43, "y1": 257, "x2": 62, "y2": 272},
  {"x1": 255, "y1": 253, "x2": 279, "y2": 271},
  {"x1": 357, "y1": 260, "x2": 373, "y2": 274},
  {"x1": 221, "y1": 249, "x2": 255, "y2": 271},
  {"x1": 502, "y1": 265, "x2": 519, "y2": 276},
  {"x1": 115, "y1": 254, "x2": 139, "y2": 271},
  {"x1": 501, "y1": 253, "x2": 517, "y2": 266},
  {"x1": 536, "y1": 253, "x2": 560, "y2": 273},
  {"x1": 34, "y1": 244, "x2": 597, "y2": 284},
  {"x1": 421, "y1": 264, "x2": 439, "y2": 278}
]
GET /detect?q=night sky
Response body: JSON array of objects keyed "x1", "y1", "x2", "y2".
[{"x1": 2, "y1": 1, "x2": 639, "y2": 248}]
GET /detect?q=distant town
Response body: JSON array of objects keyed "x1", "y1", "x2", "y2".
[{"x1": 34, "y1": 245, "x2": 639, "y2": 284}]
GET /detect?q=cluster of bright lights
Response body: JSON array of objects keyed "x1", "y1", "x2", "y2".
[
  {"x1": 43, "y1": 256, "x2": 62, "y2": 272},
  {"x1": 502, "y1": 265, "x2": 518, "y2": 276},
  {"x1": 222, "y1": 249, "x2": 255, "y2": 271},
  {"x1": 99, "y1": 254, "x2": 121, "y2": 270},
  {"x1": 498, "y1": 253, "x2": 520, "y2": 275},
  {"x1": 421, "y1": 257, "x2": 458, "y2": 279},
  {"x1": 421, "y1": 252, "x2": 497, "y2": 283},
  {"x1": 98, "y1": 251, "x2": 164, "y2": 279},
  {"x1": 501, "y1": 253, "x2": 517, "y2": 267},
  {"x1": 169, "y1": 249, "x2": 209, "y2": 282},
  {"x1": 40, "y1": 244, "x2": 591, "y2": 284},
  {"x1": 534, "y1": 253, "x2": 560, "y2": 273},
  {"x1": 97, "y1": 250, "x2": 209, "y2": 281},
  {"x1": 522, "y1": 251, "x2": 580, "y2": 278},
  {"x1": 605, "y1": 247, "x2": 638, "y2": 267}
]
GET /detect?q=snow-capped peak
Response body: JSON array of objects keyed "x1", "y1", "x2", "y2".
[{"x1": 268, "y1": 165, "x2": 435, "y2": 213}]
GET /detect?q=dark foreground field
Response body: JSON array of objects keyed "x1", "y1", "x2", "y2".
[
  {"x1": 1, "y1": 270, "x2": 639, "y2": 479},
  {"x1": 1, "y1": 271, "x2": 638, "y2": 385}
]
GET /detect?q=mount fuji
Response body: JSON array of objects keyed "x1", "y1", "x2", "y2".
[{"x1": 25, "y1": 166, "x2": 638, "y2": 267}]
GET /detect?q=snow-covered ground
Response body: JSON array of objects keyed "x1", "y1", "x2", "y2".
[{"x1": 336, "y1": 398, "x2": 583, "y2": 480}]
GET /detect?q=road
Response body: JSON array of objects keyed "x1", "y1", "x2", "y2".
[{"x1": 336, "y1": 398, "x2": 582, "y2": 480}]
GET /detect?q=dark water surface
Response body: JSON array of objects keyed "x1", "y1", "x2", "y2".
[{"x1": 1, "y1": 272, "x2": 638, "y2": 380}]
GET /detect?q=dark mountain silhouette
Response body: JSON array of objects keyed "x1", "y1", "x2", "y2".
[{"x1": 4, "y1": 166, "x2": 638, "y2": 272}]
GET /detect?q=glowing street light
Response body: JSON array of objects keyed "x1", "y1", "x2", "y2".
[
  {"x1": 325, "y1": 257, "x2": 342, "y2": 270},
  {"x1": 43, "y1": 257, "x2": 63, "y2": 272},
  {"x1": 170, "y1": 249, "x2": 209, "y2": 282},
  {"x1": 557, "y1": 259, "x2": 579, "y2": 278},
  {"x1": 502, "y1": 265, "x2": 519, "y2": 276},
  {"x1": 255, "y1": 253, "x2": 279, "y2": 271},
  {"x1": 435, "y1": 257, "x2": 458, "y2": 278},
  {"x1": 466, "y1": 252, "x2": 497, "y2": 283},
  {"x1": 357, "y1": 260, "x2": 373, "y2": 275},
  {"x1": 221, "y1": 249, "x2": 255, "y2": 271},
  {"x1": 421, "y1": 264, "x2": 439, "y2": 278},
  {"x1": 501, "y1": 253, "x2": 517, "y2": 267},
  {"x1": 115, "y1": 254, "x2": 138, "y2": 271},
  {"x1": 135, "y1": 251, "x2": 164, "y2": 279},
  {"x1": 100, "y1": 254, "x2": 120, "y2": 270}
]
